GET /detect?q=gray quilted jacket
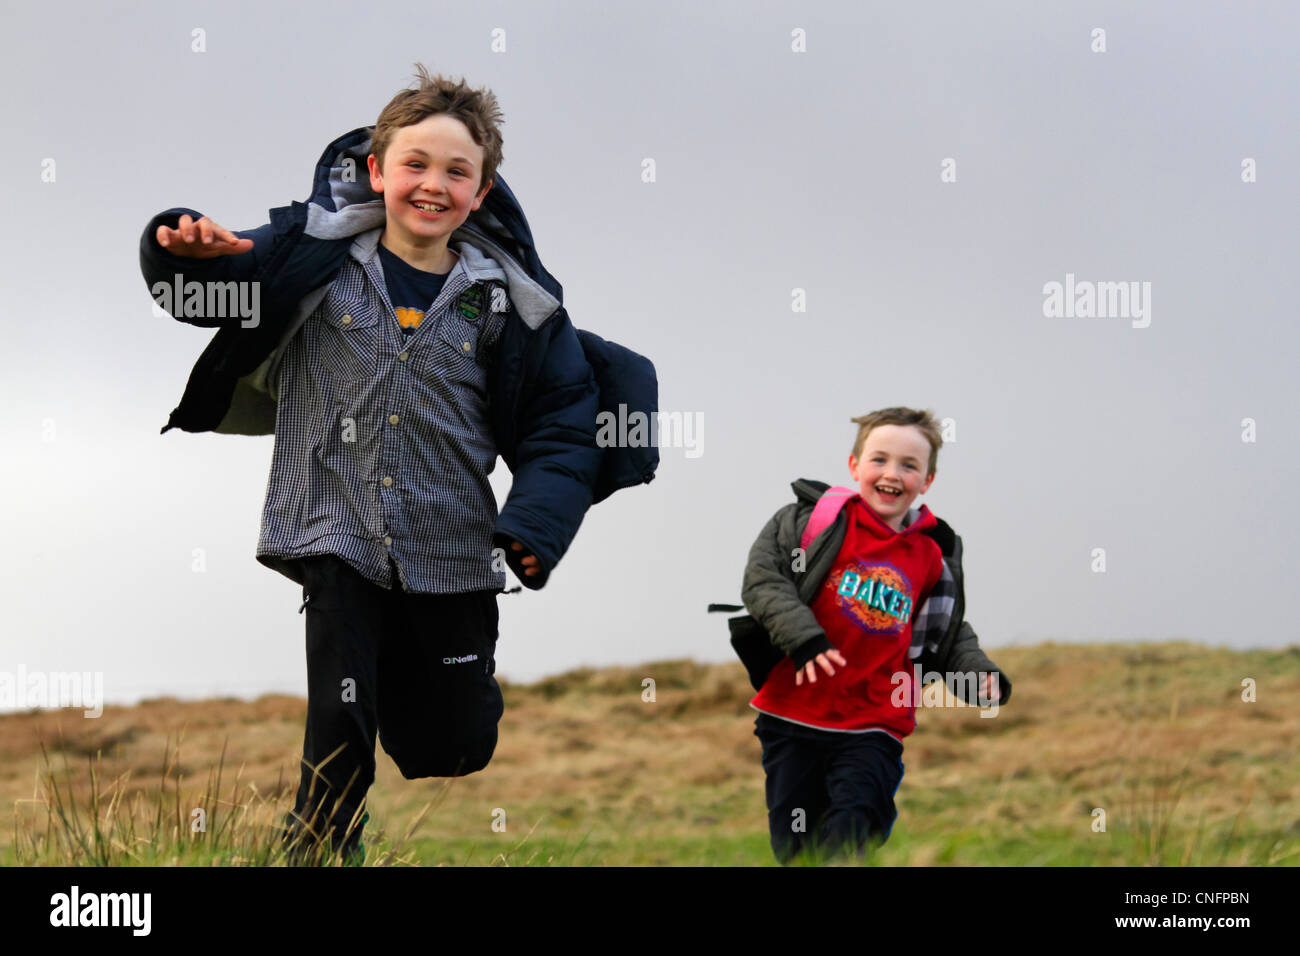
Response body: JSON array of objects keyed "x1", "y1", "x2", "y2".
[{"x1": 741, "y1": 478, "x2": 1012, "y2": 705}]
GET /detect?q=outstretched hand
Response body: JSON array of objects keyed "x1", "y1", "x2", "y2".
[
  {"x1": 156, "y1": 214, "x2": 253, "y2": 258},
  {"x1": 795, "y1": 648, "x2": 848, "y2": 686},
  {"x1": 510, "y1": 541, "x2": 541, "y2": 577}
]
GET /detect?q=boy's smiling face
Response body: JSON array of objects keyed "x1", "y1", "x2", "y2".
[
  {"x1": 367, "y1": 113, "x2": 492, "y2": 266},
  {"x1": 849, "y1": 424, "x2": 936, "y2": 531}
]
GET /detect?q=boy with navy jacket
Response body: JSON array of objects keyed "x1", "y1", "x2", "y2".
[
  {"x1": 139, "y1": 66, "x2": 656, "y2": 863},
  {"x1": 739, "y1": 407, "x2": 1011, "y2": 863}
]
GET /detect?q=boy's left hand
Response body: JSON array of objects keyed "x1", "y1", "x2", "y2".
[
  {"x1": 510, "y1": 541, "x2": 541, "y2": 577},
  {"x1": 979, "y1": 672, "x2": 1001, "y2": 704}
]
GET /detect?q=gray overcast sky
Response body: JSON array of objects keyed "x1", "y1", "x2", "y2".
[{"x1": 1, "y1": 0, "x2": 1296, "y2": 707}]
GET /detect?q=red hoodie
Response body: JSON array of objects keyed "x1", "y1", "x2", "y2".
[{"x1": 750, "y1": 498, "x2": 945, "y2": 740}]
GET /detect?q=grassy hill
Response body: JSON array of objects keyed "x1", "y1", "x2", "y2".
[{"x1": 2, "y1": 641, "x2": 1297, "y2": 865}]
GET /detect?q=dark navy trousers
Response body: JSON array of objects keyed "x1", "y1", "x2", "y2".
[
  {"x1": 285, "y1": 554, "x2": 503, "y2": 861},
  {"x1": 754, "y1": 712, "x2": 905, "y2": 864}
]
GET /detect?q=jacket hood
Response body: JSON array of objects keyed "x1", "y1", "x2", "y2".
[
  {"x1": 792, "y1": 477, "x2": 830, "y2": 503},
  {"x1": 341, "y1": 225, "x2": 509, "y2": 288},
  {"x1": 301, "y1": 126, "x2": 562, "y2": 332}
]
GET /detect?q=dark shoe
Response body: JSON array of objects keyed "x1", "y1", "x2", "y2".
[
  {"x1": 342, "y1": 812, "x2": 369, "y2": 866},
  {"x1": 279, "y1": 810, "x2": 369, "y2": 866}
]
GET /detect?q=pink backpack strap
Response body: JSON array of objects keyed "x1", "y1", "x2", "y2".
[{"x1": 800, "y1": 486, "x2": 859, "y2": 551}]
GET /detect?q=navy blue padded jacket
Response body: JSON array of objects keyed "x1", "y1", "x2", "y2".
[{"x1": 139, "y1": 126, "x2": 658, "y2": 589}]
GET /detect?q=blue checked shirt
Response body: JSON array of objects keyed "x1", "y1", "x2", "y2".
[
  {"x1": 256, "y1": 228, "x2": 511, "y2": 594},
  {"x1": 909, "y1": 558, "x2": 956, "y2": 661},
  {"x1": 895, "y1": 506, "x2": 957, "y2": 662}
]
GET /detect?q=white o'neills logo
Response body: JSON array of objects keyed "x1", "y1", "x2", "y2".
[{"x1": 443, "y1": 654, "x2": 479, "y2": 665}]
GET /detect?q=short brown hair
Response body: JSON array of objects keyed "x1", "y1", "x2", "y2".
[
  {"x1": 371, "y1": 64, "x2": 504, "y2": 194},
  {"x1": 850, "y1": 407, "x2": 943, "y2": 477}
]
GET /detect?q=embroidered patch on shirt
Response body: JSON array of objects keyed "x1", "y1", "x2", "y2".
[
  {"x1": 457, "y1": 285, "x2": 484, "y2": 322},
  {"x1": 826, "y1": 563, "x2": 916, "y2": 634}
]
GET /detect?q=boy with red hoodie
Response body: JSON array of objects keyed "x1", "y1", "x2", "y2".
[{"x1": 739, "y1": 407, "x2": 1012, "y2": 863}]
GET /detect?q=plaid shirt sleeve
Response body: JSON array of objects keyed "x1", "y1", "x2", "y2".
[{"x1": 908, "y1": 558, "x2": 957, "y2": 661}]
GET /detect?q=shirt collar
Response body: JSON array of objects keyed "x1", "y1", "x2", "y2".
[
  {"x1": 853, "y1": 498, "x2": 936, "y2": 537},
  {"x1": 349, "y1": 228, "x2": 507, "y2": 286}
]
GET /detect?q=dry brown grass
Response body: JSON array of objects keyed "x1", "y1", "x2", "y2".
[{"x1": 2, "y1": 642, "x2": 1297, "y2": 865}]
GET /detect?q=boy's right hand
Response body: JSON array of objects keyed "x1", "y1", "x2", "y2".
[
  {"x1": 795, "y1": 649, "x2": 848, "y2": 686},
  {"x1": 155, "y1": 214, "x2": 253, "y2": 258}
]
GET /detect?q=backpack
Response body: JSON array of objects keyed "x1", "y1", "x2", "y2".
[{"x1": 711, "y1": 487, "x2": 859, "y2": 691}]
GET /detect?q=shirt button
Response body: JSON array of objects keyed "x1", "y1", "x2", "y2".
[
  {"x1": 341, "y1": 314, "x2": 352, "y2": 325},
  {"x1": 398, "y1": 351, "x2": 409, "y2": 362},
  {"x1": 462, "y1": 341, "x2": 472, "y2": 352},
  {"x1": 388, "y1": 414, "x2": 399, "y2": 425},
  {"x1": 383, "y1": 535, "x2": 393, "y2": 546},
  {"x1": 382, "y1": 476, "x2": 393, "y2": 487}
]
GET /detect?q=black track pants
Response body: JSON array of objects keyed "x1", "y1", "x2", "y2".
[
  {"x1": 284, "y1": 554, "x2": 503, "y2": 860},
  {"x1": 754, "y1": 713, "x2": 905, "y2": 864}
]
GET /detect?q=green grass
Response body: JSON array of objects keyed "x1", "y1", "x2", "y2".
[
  {"x1": 4, "y1": 644, "x2": 1298, "y2": 866},
  {"x1": 10, "y1": 738, "x2": 1292, "y2": 867}
]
